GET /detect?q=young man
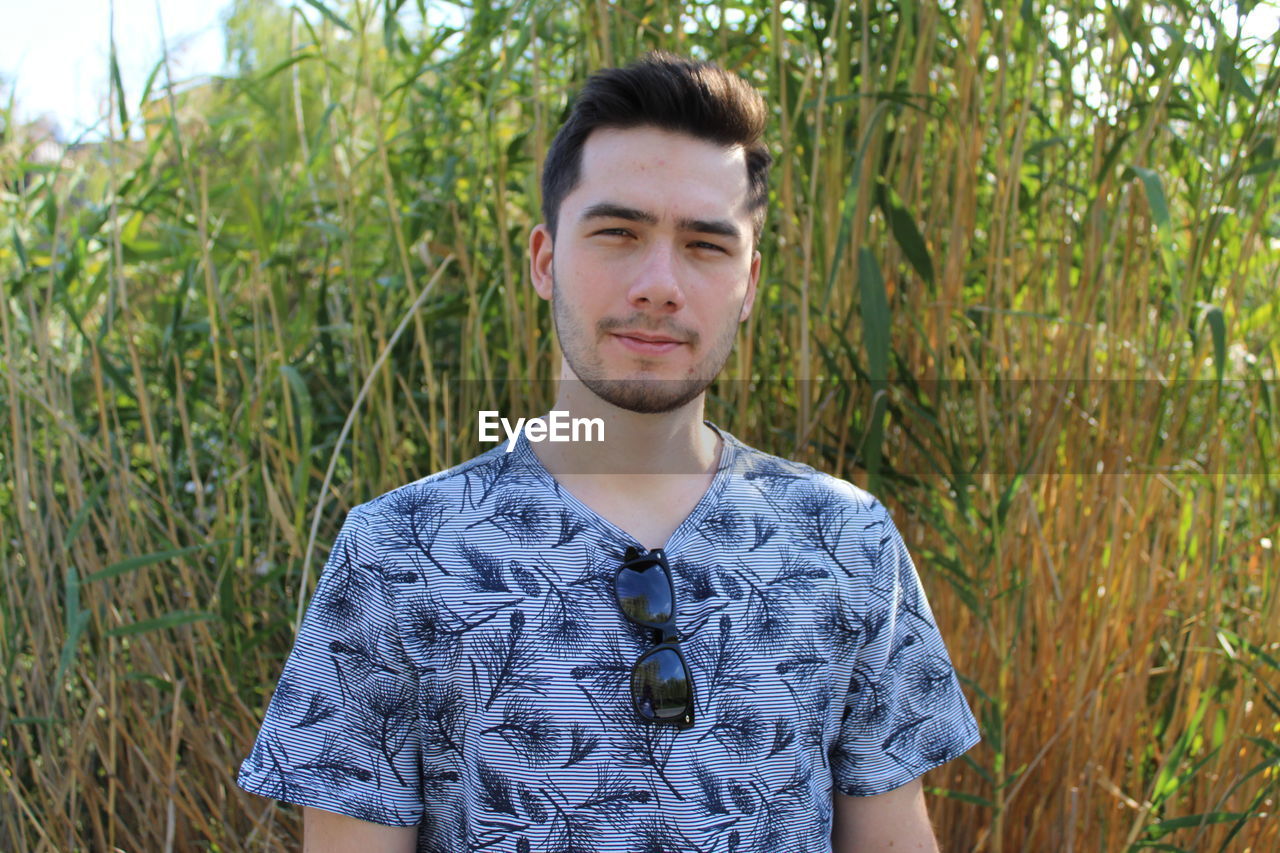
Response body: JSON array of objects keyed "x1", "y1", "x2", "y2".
[{"x1": 238, "y1": 53, "x2": 980, "y2": 852}]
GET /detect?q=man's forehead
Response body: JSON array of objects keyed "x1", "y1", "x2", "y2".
[
  {"x1": 579, "y1": 125, "x2": 748, "y2": 169},
  {"x1": 572, "y1": 126, "x2": 752, "y2": 218}
]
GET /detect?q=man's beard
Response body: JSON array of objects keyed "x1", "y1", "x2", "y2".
[{"x1": 550, "y1": 271, "x2": 742, "y2": 415}]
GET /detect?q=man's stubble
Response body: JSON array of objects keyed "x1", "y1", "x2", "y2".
[{"x1": 549, "y1": 266, "x2": 745, "y2": 415}]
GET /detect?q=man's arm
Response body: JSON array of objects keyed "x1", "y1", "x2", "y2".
[
  {"x1": 303, "y1": 806, "x2": 417, "y2": 853},
  {"x1": 831, "y1": 777, "x2": 940, "y2": 852}
]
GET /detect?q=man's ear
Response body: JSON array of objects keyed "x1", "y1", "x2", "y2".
[
  {"x1": 739, "y1": 249, "x2": 761, "y2": 322},
  {"x1": 530, "y1": 224, "x2": 554, "y2": 301}
]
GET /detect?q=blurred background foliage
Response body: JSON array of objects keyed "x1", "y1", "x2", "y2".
[{"x1": 2, "y1": 0, "x2": 1278, "y2": 849}]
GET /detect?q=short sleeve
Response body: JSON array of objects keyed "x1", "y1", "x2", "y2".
[
  {"x1": 830, "y1": 508, "x2": 980, "y2": 796},
  {"x1": 236, "y1": 505, "x2": 423, "y2": 825}
]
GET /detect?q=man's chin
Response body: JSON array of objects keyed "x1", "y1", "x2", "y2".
[{"x1": 577, "y1": 376, "x2": 710, "y2": 415}]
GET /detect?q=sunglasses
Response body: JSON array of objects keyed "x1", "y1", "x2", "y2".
[{"x1": 614, "y1": 547, "x2": 696, "y2": 730}]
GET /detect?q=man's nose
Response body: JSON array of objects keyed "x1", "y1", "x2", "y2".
[{"x1": 626, "y1": 243, "x2": 685, "y2": 312}]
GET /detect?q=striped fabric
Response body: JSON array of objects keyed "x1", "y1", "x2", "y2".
[{"x1": 237, "y1": 422, "x2": 980, "y2": 851}]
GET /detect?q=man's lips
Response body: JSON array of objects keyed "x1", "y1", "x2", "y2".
[{"x1": 611, "y1": 332, "x2": 685, "y2": 354}]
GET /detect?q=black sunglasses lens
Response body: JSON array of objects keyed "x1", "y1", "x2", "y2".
[
  {"x1": 631, "y1": 647, "x2": 690, "y2": 721},
  {"x1": 616, "y1": 562, "x2": 673, "y2": 626}
]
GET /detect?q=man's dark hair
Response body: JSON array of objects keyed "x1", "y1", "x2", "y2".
[{"x1": 540, "y1": 51, "x2": 772, "y2": 246}]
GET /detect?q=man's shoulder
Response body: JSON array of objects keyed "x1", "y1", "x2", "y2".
[
  {"x1": 353, "y1": 443, "x2": 540, "y2": 523},
  {"x1": 730, "y1": 435, "x2": 889, "y2": 519}
]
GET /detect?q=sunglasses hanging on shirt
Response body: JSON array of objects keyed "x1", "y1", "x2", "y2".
[{"x1": 614, "y1": 547, "x2": 696, "y2": 729}]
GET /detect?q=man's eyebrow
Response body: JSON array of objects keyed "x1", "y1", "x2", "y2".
[
  {"x1": 580, "y1": 202, "x2": 742, "y2": 242},
  {"x1": 675, "y1": 216, "x2": 741, "y2": 241},
  {"x1": 580, "y1": 203, "x2": 658, "y2": 226}
]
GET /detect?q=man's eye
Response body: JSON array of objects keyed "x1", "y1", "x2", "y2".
[{"x1": 693, "y1": 241, "x2": 726, "y2": 253}]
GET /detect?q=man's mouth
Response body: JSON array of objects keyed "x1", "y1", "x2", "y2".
[{"x1": 611, "y1": 332, "x2": 685, "y2": 354}]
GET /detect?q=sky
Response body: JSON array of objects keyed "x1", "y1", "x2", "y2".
[
  {"x1": 1, "y1": 1, "x2": 1275, "y2": 144},
  {"x1": 0, "y1": 0, "x2": 236, "y2": 142}
]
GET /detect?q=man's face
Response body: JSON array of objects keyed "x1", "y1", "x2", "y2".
[{"x1": 530, "y1": 126, "x2": 761, "y2": 414}]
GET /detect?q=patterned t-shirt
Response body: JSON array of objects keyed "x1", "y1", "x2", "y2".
[{"x1": 237, "y1": 422, "x2": 980, "y2": 851}]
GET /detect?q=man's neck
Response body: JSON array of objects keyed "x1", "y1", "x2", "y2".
[{"x1": 529, "y1": 378, "x2": 722, "y2": 483}]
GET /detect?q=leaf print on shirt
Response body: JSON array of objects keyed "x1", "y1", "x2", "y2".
[
  {"x1": 326, "y1": 619, "x2": 411, "y2": 708},
  {"x1": 788, "y1": 486, "x2": 855, "y2": 577},
  {"x1": 569, "y1": 634, "x2": 631, "y2": 698},
  {"x1": 747, "y1": 515, "x2": 777, "y2": 551},
  {"x1": 460, "y1": 544, "x2": 512, "y2": 593},
  {"x1": 630, "y1": 815, "x2": 703, "y2": 853},
  {"x1": 539, "y1": 580, "x2": 594, "y2": 650},
  {"x1": 881, "y1": 712, "x2": 934, "y2": 763},
  {"x1": 380, "y1": 486, "x2": 453, "y2": 577},
  {"x1": 421, "y1": 680, "x2": 465, "y2": 756},
  {"x1": 528, "y1": 779, "x2": 617, "y2": 853},
  {"x1": 731, "y1": 561, "x2": 794, "y2": 641},
  {"x1": 520, "y1": 784, "x2": 550, "y2": 823},
  {"x1": 774, "y1": 640, "x2": 827, "y2": 683},
  {"x1": 576, "y1": 686, "x2": 684, "y2": 802},
  {"x1": 553, "y1": 509, "x2": 589, "y2": 546},
  {"x1": 917, "y1": 718, "x2": 973, "y2": 766},
  {"x1": 695, "y1": 508, "x2": 741, "y2": 548},
  {"x1": 263, "y1": 672, "x2": 301, "y2": 720},
  {"x1": 692, "y1": 762, "x2": 730, "y2": 815},
  {"x1": 735, "y1": 771, "x2": 810, "y2": 851},
  {"x1": 767, "y1": 717, "x2": 795, "y2": 758},
  {"x1": 475, "y1": 610, "x2": 547, "y2": 711},
  {"x1": 460, "y1": 454, "x2": 515, "y2": 510},
  {"x1": 291, "y1": 692, "x2": 338, "y2": 728},
  {"x1": 676, "y1": 559, "x2": 718, "y2": 603},
  {"x1": 249, "y1": 730, "x2": 303, "y2": 802},
  {"x1": 907, "y1": 653, "x2": 960, "y2": 703},
  {"x1": 422, "y1": 763, "x2": 461, "y2": 795},
  {"x1": 294, "y1": 731, "x2": 374, "y2": 788},
  {"x1": 560, "y1": 724, "x2": 601, "y2": 768},
  {"x1": 476, "y1": 761, "x2": 519, "y2": 816},
  {"x1": 696, "y1": 698, "x2": 764, "y2": 758},
  {"x1": 465, "y1": 493, "x2": 546, "y2": 544},
  {"x1": 403, "y1": 594, "x2": 518, "y2": 668},
  {"x1": 509, "y1": 560, "x2": 542, "y2": 596},
  {"x1": 843, "y1": 660, "x2": 890, "y2": 732},
  {"x1": 771, "y1": 550, "x2": 830, "y2": 591},
  {"x1": 576, "y1": 765, "x2": 652, "y2": 825},
  {"x1": 349, "y1": 675, "x2": 419, "y2": 787},
  {"x1": 689, "y1": 614, "x2": 758, "y2": 713},
  {"x1": 478, "y1": 695, "x2": 559, "y2": 764},
  {"x1": 311, "y1": 534, "x2": 371, "y2": 632},
  {"x1": 818, "y1": 593, "x2": 865, "y2": 658},
  {"x1": 742, "y1": 457, "x2": 810, "y2": 492},
  {"x1": 343, "y1": 790, "x2": 410, "y2": 826}
]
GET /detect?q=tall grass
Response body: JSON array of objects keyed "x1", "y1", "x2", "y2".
[{"x1": 2, "y1": 0, "x2": 1277, "y2": 849}]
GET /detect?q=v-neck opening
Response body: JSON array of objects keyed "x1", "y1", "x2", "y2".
[{"x1": 513, "y1": 420, "x2": 739, "y2": 554}]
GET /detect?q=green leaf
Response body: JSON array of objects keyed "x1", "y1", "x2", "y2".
[
  {"x1": 823, "y1": 100, "x2": 892, "y2": 311},
  {"x1": 55, "y1": 569, "x2": 91, "y2": 692},
  {"x1": 1147, "y1": 810, "x2": 1249, "y2": 839},
  {"x1": 105, "y1": 610, "x2": 217, "y2": 638},
  {"x1": 1244, "y1": 157, "x2": 1280, "y2": 176},
  {"x1": 878, "y1": 180, "x2": 935, "y2": 288},
  {"x1": 302, "y1": 0, "x2": 354, "y2": 33},
  {"x1": 62, "y1": 478, "x2": 110, "y2": 551},
  {"x1": 84, "y1": 539, "x2": 233, "y2": 584},
  {"x1": 1123, "y1": 165, "x2": 1171, "y2": 232},
  {"x1": 858, "y1": 248, "x2": 890, "y2": 383},
  {"x1": 858, "y1": 248, "x2": 890, "y2": 493},
  {"x1": 1196, "y1": 303, "x2": 1227, "y2": 384},
  {"x1": 1217, "y1": 49, "x2": 1257, "y2": 103},
  {"x1": 11, "y1": 227, "x2": 28, "y2": 272},
  {"x1": 109, "y1": 37, "x2": 129, "y2": 131}
]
